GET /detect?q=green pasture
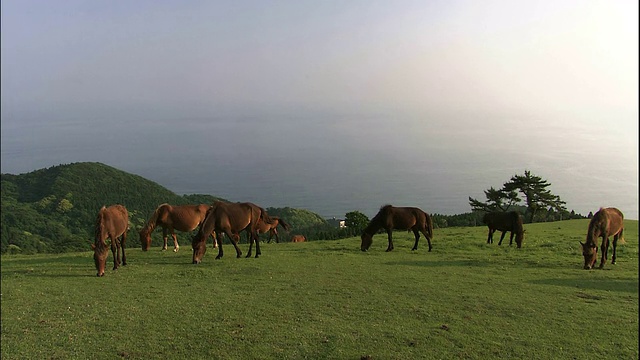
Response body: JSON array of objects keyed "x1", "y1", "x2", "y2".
[{"x1": 1, "y1": 219, "x2": 638, "y2": 359}]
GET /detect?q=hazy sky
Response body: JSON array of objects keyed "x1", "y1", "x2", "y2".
[{"x1": 1, "y1": 1, "x2": 638, "y2": 218}]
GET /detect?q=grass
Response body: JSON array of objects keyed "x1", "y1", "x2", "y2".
[{"x1": 1, "y1": 219, "x2": 638, "y2": 359}]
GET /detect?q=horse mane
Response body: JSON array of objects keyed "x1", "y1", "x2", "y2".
[
  {"x1": 141, "y1": 203, "x2": 169, "y2": 234},
  {"x1": 94, "y1": 206, "x2": 108, "y2": 247},
  {"x1": 586, "y1": 208, "x2": 608, "y2": 245}
]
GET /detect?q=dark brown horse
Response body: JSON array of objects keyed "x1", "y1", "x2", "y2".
[
  {"x1": 291, "y1": 235, "x2": 306, "y2": 243},
  {"x1": 192, "y1": 201, "x2": 275, "y2": 263},
  {"x1": 482, "y1": 211, "x2": 524, "y2": 248},
  {"x1": 91, "y1": 205, "x2": 129, "y2": 277},
  {"x1": 360, "y1": 205, "x2": 433, "y2": 252},
  {"x1": 257, "y1": 216, "x2": 291, "y2": 243},
  {"x1": 580, "y1": 207, "x2": 624, "y2": 270},
  {"x1": 139, "y1": 203, "x2": 216, "y2": 252}
]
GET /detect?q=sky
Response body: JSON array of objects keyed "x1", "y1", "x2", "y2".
[{"x1": 1, "y1": 0, "x2": 638, "y2": 219}]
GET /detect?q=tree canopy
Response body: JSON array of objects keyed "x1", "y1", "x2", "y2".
[{"x1": 469, "y1": 170, "x2": 569, "y2": 222}]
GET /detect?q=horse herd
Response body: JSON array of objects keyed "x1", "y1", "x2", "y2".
[{"x1": 91, "y1": 202, "x2": 625, "y2": 277}]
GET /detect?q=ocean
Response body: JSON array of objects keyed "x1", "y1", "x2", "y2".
[{"x1": 1, "y1": 116, "x2": 637, "y2": 220}]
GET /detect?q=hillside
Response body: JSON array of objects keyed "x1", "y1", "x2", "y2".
[{"x1": 0, "y1": 162, "x2": 328, "y2": 254}]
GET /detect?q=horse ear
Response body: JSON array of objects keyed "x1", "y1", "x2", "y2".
[
  {"x1": 91, "y1": 243, "x2": 96, "y2": 250},
  {"x1": 579, "y1": 241, "x2": 584, "y2": 247}
]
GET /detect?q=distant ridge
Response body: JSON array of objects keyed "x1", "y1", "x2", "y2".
[{"x1": 1, "y1": 162, "x2": 330, "y2": 254}]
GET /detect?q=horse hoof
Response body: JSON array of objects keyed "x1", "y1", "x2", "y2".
[{"x1": 174, "y1": 248, "x2": 179, "y2": 253}]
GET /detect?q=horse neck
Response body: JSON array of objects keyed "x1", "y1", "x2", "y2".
[
  {"x1": 586, "y1": 222, "x2": 602, "y2": 245},
  {"x1": 94, "y1": 214, "x2": 107, "y2": 244},
  {"x1": 363, "y1": 221, "x2": 381, "y2": 235}
]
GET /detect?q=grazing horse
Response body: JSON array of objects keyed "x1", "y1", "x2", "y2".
[
  {"x1": 360, "y1": 205, "x2": 433, "y2": 252},
  {"x1": 139, "y1": 203, "x2": 216, "y2": 252},
  {"x1": 291, "y1": 235, "x2": 306, "y2": 243},
  {"x1": 192, "y1": 201, "x2": 275, "y2": 263},
  {"x1": 257, "y1": 216, "x2": 291, "y2": 243},
  {"x1": 483, "y1": 211, "x2": 524, "y2": 248},
  {"x1": 580, "y1": 207, "x2": 624, "y2": 270},
  {"x1": 91, "y1": 205, "x2": 129, "y2": 277}
]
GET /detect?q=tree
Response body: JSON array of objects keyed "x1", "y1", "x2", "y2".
[
  {"x1": 469, "y1": 170, "x2": 567, "y2": 223},
  {"x1": 344, "y1": 211, "x2": 369, "y2": 233},
  {"x1": 469, "y1": 187, "x2": 520, "y2": 212},
  {"x1": 503, "y1": 170, "x2": 566, "y2": 222}
]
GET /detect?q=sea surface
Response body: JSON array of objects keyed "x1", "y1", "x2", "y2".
[{"x1": 1, "y1": 116, "x2": 638, "y2": 220}]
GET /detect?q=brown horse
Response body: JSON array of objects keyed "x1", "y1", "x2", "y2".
[
  {"x1": 91, "y1": 205, "x2": 129, "y2": 277},
  {"x1": 291, "y1": 235, "x2": 306, "y2": 243},
  {"x1": 482, "y1": 211, "x2": 524, "y2": 248},
  {"x1": 257, "y1": 216, "x2": 291, "y2": 243},
  {"x1": 192, "y1": 201, "x2": 275, "y2": 263},
  {"x1": 580, "y1": 207, "x2": 624, "y2": 270},
  {"x1": 139, "y1": 203, "x2": 216, "y2": 252},
  {"x1": 360, "y1": 205, "x2": 433, "y2": 252}
]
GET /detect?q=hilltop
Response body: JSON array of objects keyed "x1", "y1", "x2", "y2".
[{"x1": 0, "y1": 162, "x2": 329, "y2": 254}]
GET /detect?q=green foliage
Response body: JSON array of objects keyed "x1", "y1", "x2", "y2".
[
  {"x1": 344, "y1": 210, "x2": 369, "y2": 232},
  {"x1": 470, "y1": 170, "x2": 574, "y2": 222},
  {"x1": 0, "y1": 163, "x2": 318, "y2": 253},
  {"x1": 1, "y1": 220, "x2": 637, "y2": 359}
]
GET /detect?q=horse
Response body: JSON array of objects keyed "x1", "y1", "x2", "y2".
[
  {"x1": 91, "y1": 205, "x2": 129, "y2": 277},
  {"x1": 360, "y1": 205, "x2": 433, "y2": 252},
  {"x1": 580, "y1": 207, "x2": 624, "y2": 270},
  {"x1": 482, "y1": 211, "x2": 524, "y2": 248},
  {"x1": 139, "y1": 203, "x2": 216, "y2": 252},
  {"x1": 257, "y1": 216, "x2": 291, "y2": 243},
  {"x1": 291, "y1": 235, "x2": 306, "y2": 243},
  {"x1": 192, "y1": 201, "x2": 275, "y2": 263}
]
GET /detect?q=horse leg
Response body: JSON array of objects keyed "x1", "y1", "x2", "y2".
[
  {"x1": 121, "y1": 232, "x2": 127, "y2": 266},
  {"x1": 498, "y1": 231, "x2": 507, "y2": 246},
  {"x1": 598, "y1": 237, "x2": 608, "y2": 269},
  {"x1": 171, "y1": 231, "x2": 179, "y2": 252},
  {"x1": 487, "y1": 229, "x2": 494, "y2": 244},
  {"x1": 508, "y1": 231, "x2": 515, "y2": 246},
  {"x1": 111, "y1": 238, "x2": 119, "y2": 270},
  {"x1": 227, "y1": 231, "x2": 242, "y2": 258},
  {"x1": 385, "y1": 230, "x2": 394, "y2": 252},
  {"x1": 420, "y1": 228, "x2": 433, "y2": 252},
  {"x1": 211, "y1": 232, "x2": 218, "y2": 248},
  {"x1": 215, "y1": 231, "x2": 224, "y2": 260},
  {"x1": 254, "y1": 231, "x2": 261, "y2": 258},
  {"x1": 612, "y1": 234, "x2": 618, "y2": 264},
  {"x1": 162, "y1": 228, "x2": 169, "y2": 251},
  {"x1": 273, "y1": 229, "x2": 279, "y2": 244},
  {"x1": 411, "y1": 229, "x2": 420, "y2": 251}
]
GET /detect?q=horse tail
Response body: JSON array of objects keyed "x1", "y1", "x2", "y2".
[
  {"x1": 276, "y1": 217, "x2": 291, "y2": 231},
  {"x1": 424, "y1": 211, "x2": 434, "y2": 239},
  {"x1": 511, "y1": 211, "x2": 523, "y2": 232},
  {"x1": 259, "y1": 207, "x2": 275, "y2": 226}
]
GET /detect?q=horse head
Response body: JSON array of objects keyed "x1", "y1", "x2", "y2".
[
  {"x1": 91, "y1": 241, "x2": 109, "y2": 277},
  {"x1": 360, "y1": 232, "x2": 373, "y2": 252},
  {"x1": 515, "y1": 230, "x2": 525, "y2": 248},
  {"x1": 139, "y1": 228, "x2": 152, "y2": 251},
  {"x1": 191, "y1": 233, "x2": 207, "y2": 264},
  {"x1": 580, "y1": 241, "x2": 598, "y2": 270}
]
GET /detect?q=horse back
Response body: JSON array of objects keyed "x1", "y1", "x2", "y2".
[
  {"x1": 484, "y1": 211, "x2": 521, "y2": 233},
  {"x1": 98, "y1": 205, "x2": 129, "y2": 239},
  {"x1": 590, "y1": 207, "x2": 624, "y2": 240},
  {"x1": 390, "y1": 207, "x2": 425, "y2": 230}
]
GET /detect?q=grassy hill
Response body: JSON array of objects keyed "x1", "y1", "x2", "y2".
[
  {"x1": 1, "y1": 219, "x2": 637, "y2": 359},
  {"x1": 1, "y1": 162, "x2": 328, "y2": 254}
]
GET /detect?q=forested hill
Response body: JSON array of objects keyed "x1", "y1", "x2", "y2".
[{"x1": 0, "y1": 162, "x2": 328, "y2": 254}]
